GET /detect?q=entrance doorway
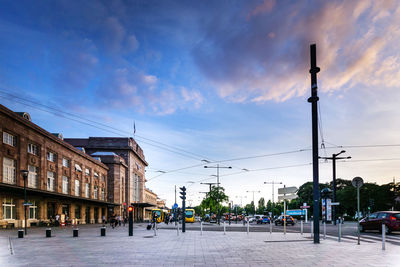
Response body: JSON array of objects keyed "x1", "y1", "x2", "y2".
[
  {"x1": 47, "y1": 202, "x2": 56, "y2": 219},
  {"x1": 94, "y1": 207, "x2": 99, "y2": 223},
  {"x1": 85, "y1": 207, "x2": 90, "y2": 224}
]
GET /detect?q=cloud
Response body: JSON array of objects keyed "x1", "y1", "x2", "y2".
[
  {"x1": 192, "y1": 1, "x2": 400, "y2": 103},
  {"x1": 97, "y1": 67, "x2": 204, "y2": 115}
]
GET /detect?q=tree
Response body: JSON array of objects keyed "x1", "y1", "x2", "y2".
[
  {"x1": 257, "y1": 197, "x2": 266, "y2": 214},
  {"x1": 199, "y1": 186, "x2": 229, "y2": 217}
]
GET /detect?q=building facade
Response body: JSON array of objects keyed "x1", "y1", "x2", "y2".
[
  {"x1": 0, "y1": 104, "x2": 111, "y2": 228},
  {"x1": 64, "y1": 137, "x2": 151, "y2": 221}
]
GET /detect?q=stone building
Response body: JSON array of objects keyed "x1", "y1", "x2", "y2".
[
  {"x1": 64, "y1": 137, "x2": 151, "y2": 221},
  {"x1": 0, "y1": 104, "x2": 111, "y2": 228}
]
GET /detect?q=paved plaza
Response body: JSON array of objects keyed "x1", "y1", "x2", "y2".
[{"x1": 0, "y1": 224, "x2": 399, "y2": 266}]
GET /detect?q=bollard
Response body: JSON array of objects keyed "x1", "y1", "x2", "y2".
[
  {"x1": 154, "y1": 223, "x2": 157, "y2": 236},
  {"x1": 101, "y1": 227, "x2": 106, "y2": 237},
  {"x1": 247, "y1": 221, "x2": 249, "y2": 235},
  {"x1": 223, "y1": 222, "x2": 226, "y2": 235},
  {"x1": 269, "y1": 221, "x2": 272, "y2": 235},
  {"x1": 18, "y1": 229, "x2": 24, "y2": 238},
  {"x1": 177, "y1": 223, "x2": 179, "y2": 236},
  {"x1": 300, "y1": 221, "x2": 303, "y2": 235},
  {"x1": 200, "y1": 221, "x2": 203, "y2": 236},
  {"x1": 73, "y1": 228, "x2": 79, "y2": 237},
  {"x1": 338, "y1": 220, "x2": 341, "y2": 242},
  {"x1": 323, "y1": 222, "x2": 326, "y2": 239},
  {"x1": 46, "y1": 228, "x2": 52, "y2": 238},
  {"x1": 311, "y1": 221, "x2": 313, "y2": 238},
  {"x1": 382, "y1": 224, "x2": 385, "y2": 250}
]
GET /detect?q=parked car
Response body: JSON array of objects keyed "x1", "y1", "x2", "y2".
[
  {"x1": 359, "y1": 211, "x2": 400, "y2": 234},
  {"x1": 274, "y1": 215, "x2": 295, "y2": 226},
  {"x1": 256, "y1": 216, "x2": 271, "y2": 224}
]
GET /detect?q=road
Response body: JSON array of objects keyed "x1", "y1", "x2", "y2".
[{"x1": 158, "y1": 221, "x2": 400, "y2": 245}]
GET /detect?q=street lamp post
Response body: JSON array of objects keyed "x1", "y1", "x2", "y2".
[
  {"x1": 246, "y1": 190, "x2": 260, "y2": 216},
  {"x1": 320, "y1": 151, "x2": 351, "y2": 225},
  {"x1": 204, "y1": 164, "x2": 232, "y2": 225},
  {"x1": 264, "y1": 181, "x2": 282, "y2": 219},
  {"x1": 20, "y1": 170, "x2": 29, "y2": 235},
  {"x1": 200, "y1": 182, "x2": 217, "y2": 222}
]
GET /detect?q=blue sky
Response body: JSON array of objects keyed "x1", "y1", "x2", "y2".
[{"x1": 1, "y1": 0, "x2": 400, "y2": 207}]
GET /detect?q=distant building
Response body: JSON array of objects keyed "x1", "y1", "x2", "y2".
[
  {"x1": 64, "y1": 137, "x2": 154, "y2": 221},
  {"x1": 0, "y1": 104, "x2": 111, "y2": 228}
]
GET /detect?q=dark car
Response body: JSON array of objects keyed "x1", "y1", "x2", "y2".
[
  {"x1": 274, "y1": 215, "x2": 295, "y2": 226},
  {"x1": 256, "y1": 216, "x2": 271, "y2": 224},
  {"x1": 359, "y1": 211, "x2": 400, "y2": 234}
]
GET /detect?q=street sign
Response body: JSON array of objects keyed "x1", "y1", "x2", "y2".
[
  {"x1": 278, "y1": 186, "x2": 298, "y2": 195},
  {"x1": 23, "y1": 202, "x2": 32, "y2": 206},
  {"x1": 278, "y1": 194, "x2": 297, "y2": 201},
  {"x1": 300, "y1": 206, "x2": 310, "y2": 209},
  {"x1": 173, "y1": 203, "x2": 178, "y2": 209},
  {"x1": 352, "y1": 177, "x2": 364, "y2": 188},
  {"x1": 286, "y1": 209, "x2": 305, "y2": 216},
  {"x1": 331, "y1": 202, "x2": 340, "y2": 206}
]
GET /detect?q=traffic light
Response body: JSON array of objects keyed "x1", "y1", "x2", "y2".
[
  {"x1": 179, "y1": 186, "x2": 186, "y2": 200},
  {"x1": 128, "y1": 206, "x2": 133, "y2": 213},
  {"x1": 128, "y1": 206, "x2": 133, "y2": 236}
]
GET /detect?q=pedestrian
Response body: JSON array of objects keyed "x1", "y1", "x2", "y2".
[
  {"x1": 111, "y1": 214, "x2": 115, "y2": 229},
  {"x1": 118, "y1": 215, "x2": 122, "y2": 226},
  {"x1": 102, "y1": 215, "x2": 106, "y2": 225},
  {"x1": 123, "y1": 216, "x2": 127, "y2": 226},
  {"x1": 55, "y1": 214, "x2": 60, "y2": 227}
]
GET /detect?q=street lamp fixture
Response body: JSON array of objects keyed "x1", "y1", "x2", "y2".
[{"x1": 20, "y1": 170, "x2": 29, "y2": 235}]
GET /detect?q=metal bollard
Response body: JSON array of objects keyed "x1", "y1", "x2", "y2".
[
  {"x1": 101, "y1": 227, "x2": 106, "y2": 237},
  {"x1": 177, "y1": 223, "x2": 179, "y2": 236},
  {"x1": 269, "y1": 221, "x2": 272, "y2": 235},
  {"x1": 223, "y1": 222, "x2": 226, "y2": 235},
  {"x1": 323, "y1": 222, "x2": 326, "y2": 239},
  {"x1": 200, "y1": 221, "x2": 203, "y2": 236},
  {"x1": 300, "y1": 221, "x2": 303, "y2": 235},
  {"x1": 382, "y1": 224, "x2": 385, "y2": 250},
  {"x1": 338, "y1": 220, "x2": 341, "y2": 242},
  {"x1": 18, "y1": 229, "x2": 24, "y2": 238},
  {"x1": 46, "y1": 228, "x2": 52, "y2": 238},
  {"x1": 73, "y1": 228, "x2": 79, "y2": 237},
  {"x1": 247, "y1": 221, "x2": 249, "y2": 235},
  {"x1": 311, "y1": 221, "x2": 313, "y2": 238},
  {"x1": 154, "y1": 223, "x2": 157, "y2": 236}
]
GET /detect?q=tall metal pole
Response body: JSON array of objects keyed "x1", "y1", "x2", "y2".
[
  {"x1": 308, "y1": 44, "x2": 320, "y2": 244},
  {"x1": 332, "y1": 156, "x2": 336, "y2": 225},
  {"x1": 357, "y1": 186, "x2": 360, "y2": 245},
  {"x1": 217, "y1": 164, "x2": 220, "y2": 225},
  {"x1": 264, "y1": 181, "x2": 282, "y2": 219}
]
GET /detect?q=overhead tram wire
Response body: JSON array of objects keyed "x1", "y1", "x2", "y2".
[{"x1": 0, "y1": 92, "x2": 211, "y2": 161}]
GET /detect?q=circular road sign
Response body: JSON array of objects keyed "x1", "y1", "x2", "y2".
[{"x1": 352, "y1": 177, "x2": 364, "y2": 188}]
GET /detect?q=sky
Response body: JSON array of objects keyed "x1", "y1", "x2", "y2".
[{"x1": 1, "y1": 0, "x2": 400, "y2": 208}]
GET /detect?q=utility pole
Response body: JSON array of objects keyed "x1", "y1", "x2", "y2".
[
  {"x1": 264, "y1": 181, "x2": 282, "y2": 218},
  {"x1": 246, "y1": 190, "x2": 261, "y2": 216},
  {"x1": 200, "y1": 182, "x2": 217, "y2": 222},
  {"x1": 308, "y1": 43, "x2": 321, "y2": 244},
  {"x1": 320, "y1": 151, "x2": 351, "y2": 225},
  {"x1": 204, "y1": 164, "x2": 232, "y2": 225},
  {"x1": 235, "y1": 195, "x2": 247, "y2": 207}
]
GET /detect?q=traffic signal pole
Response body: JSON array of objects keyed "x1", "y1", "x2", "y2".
[
  {"x1": 128, "y1": 206, "x2": 133, "y2": 236},
  {"x1": 180, "y1": 186, "x2": 186, "y2": 233},
  {"x1": 308, "y1": 44, "x2": 321, "y2": 244}
]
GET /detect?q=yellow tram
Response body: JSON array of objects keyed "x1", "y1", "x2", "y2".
[{"x1": 185, "y1": 209, "x2": 195, "y2": 223}]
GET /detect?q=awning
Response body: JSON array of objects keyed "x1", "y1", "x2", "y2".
[{"x1": 131, "y1": 202, "x2": 156, "y2": 208}]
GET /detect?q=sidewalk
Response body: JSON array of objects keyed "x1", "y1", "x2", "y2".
[{"x1": 0, "y1": 225, "x2": 399, "y2": 266}]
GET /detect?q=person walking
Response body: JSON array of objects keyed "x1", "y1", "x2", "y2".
[
  {"x1": 118, "y1": 215, "x2": 122, "y2": 226},
  {"x1": 111, "y1": 214, "x2": 115, "y2": 229}
]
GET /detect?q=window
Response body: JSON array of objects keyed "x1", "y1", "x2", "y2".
[
  {"x1": 3, "y1": 158, "x2": 16, "y2": 184},
  {"x1": 378, "y1": 213, "x2": 387, "y2": 219},
  {"x1": 369, "y1": 213, "x2": 378, "y2": 219},
  {"x1": 3, "y1": 132, "x2": 16, "y2": 146},
  {"x1": 101, "y1": 175, "x2": 105, "y2": 182},
  {"x1": 27, "y1": 143, "x2": 38, "y2": 155},
  {"x1": 62, "y1": 176, "x2": 69, "y2": 194},
  {"x1": 2, "y1": 198, "x2": 15, "y2": 219},
  {"x1": 47, "y1": 171, "x2": 55, "y2": 191},
  {"x1": 85, "y1": 168, "x2": 90, "y2": 176},
  {"x1": 28, "y1": 165, "x2": 38, "y2": 188},
  {"x1": 62, "y1": 158, "x2": 70, "y2": 168},
  {"x1": 94, "y1": 186, "x2": 98, "y2": 199},
  {"x1": 75, "y1": 164, "x2": 82, "y2": 172},
  {"x1": 75, "y1": 180, "x2": 80, "y2": 196},
  {"x1": 29, "y1": 201, "x2": 37, "y2": 219},
  {"x1": 101, "y1": 188, "x2": 105, "y2": 200},
  {"x1": 47, "y1": 151, "x2": 55, "y2": 162},
  {"x1": 85, "y1": 183, "x2": 90, "y2": 198}
]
